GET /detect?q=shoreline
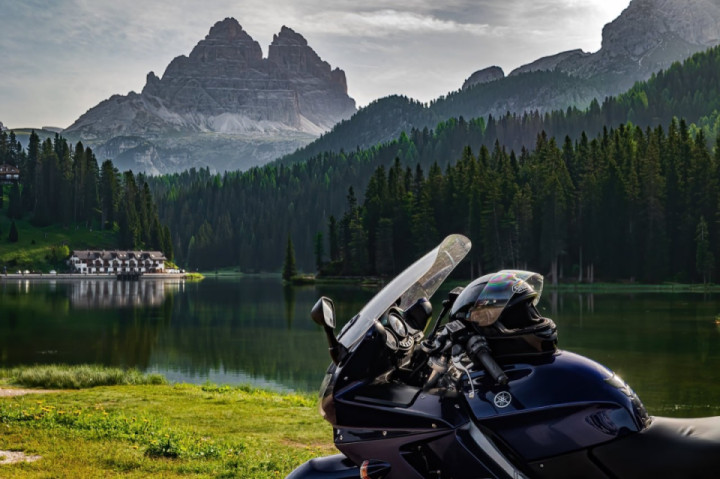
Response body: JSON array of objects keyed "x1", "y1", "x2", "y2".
[{"x1": 0, "y1": 272, "x2": 193, "y2": 281}]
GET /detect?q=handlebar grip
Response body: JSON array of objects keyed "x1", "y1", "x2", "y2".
[{"x1": 477, "y1": 350, "x2": 508, "y2": 386}]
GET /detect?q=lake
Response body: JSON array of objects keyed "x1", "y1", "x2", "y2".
[{"x1": 1, "y1": 277, "x2": 720, "y2": 417}]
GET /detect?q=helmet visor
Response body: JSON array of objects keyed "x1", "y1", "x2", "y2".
[{"x1": 467, "y1": 270, "x2": 543, "y2": 326}]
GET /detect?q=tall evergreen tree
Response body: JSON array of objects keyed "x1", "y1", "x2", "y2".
[
  {"x1": 314, "y1": 232, "x2": 324, "y2": 272},
  {"x1": 696, "y1": 216, "x2": 714, "y2": 284},
  {"x1": 328, "y1": 216, "x2": 339, "y2": 261},
  {"x1": 283, "y1": 235, "x2": 297, "y2": 280},
  {"x1": 8, "y1": 220, "x2": 18, "y2": 243}
]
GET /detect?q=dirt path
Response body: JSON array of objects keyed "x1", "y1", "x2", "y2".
[
  {"x1": 0, "y1": 450, "x2": 42, "y2": 465},
  {"x1": 0, "y1": 388, "x2": 59, "y2": 397},
  {"x1": 0, "y1": 389, "x2": 53, "y2": 464}
]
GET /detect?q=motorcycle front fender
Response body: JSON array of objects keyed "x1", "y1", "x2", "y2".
[{"x1": 286, "y1": 454, "x2": 359, "y2": 478}]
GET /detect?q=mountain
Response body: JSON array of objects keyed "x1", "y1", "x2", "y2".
[
  {"x1": 152, "y1": 44, "x2": 720, "y2": 273},
  {"x1": 509, "y1": 0, "x2": 720, "y2": 90},
  {"x1": 282, "y1": 0, "x2": 720, "y2": 165},
  {"x1": 63, "y1": 18, "x2": 356, "y2": 174},
  {"x1": 462, "y1": 66, "x2": 505, "y2": 90}
]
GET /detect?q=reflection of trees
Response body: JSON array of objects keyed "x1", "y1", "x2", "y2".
[
  {"x1": 0, "y1": 278, "x2": 381, "y2": 392},
  {"x1": 150, "y1": 279, "x2": 376, "y2": 391},
  {"x1": 0, "y1": 280, "x2": 176, "y2": 369},
  {"x1": 283, "y1": 284, "x2": 295, "y2": 327},
  {"x1": 548, "y1": 293, "x2": 720, "y2": 415}
]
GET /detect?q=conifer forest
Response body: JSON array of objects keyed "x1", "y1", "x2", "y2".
[
  {"x1": 148, "y1": 46, "x2": 720, "y2": 283},
  {"x1": 0, "y1": 131, "x2": 172, "y2": 257}
]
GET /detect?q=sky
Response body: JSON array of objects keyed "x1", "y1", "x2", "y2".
[{"x1": 0, "y1": 0, "x2": 631, "y2": 129}]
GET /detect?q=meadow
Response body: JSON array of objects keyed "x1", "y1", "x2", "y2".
[{"x1": 0, "y1": 366, "x2": 333, "y2": 478}]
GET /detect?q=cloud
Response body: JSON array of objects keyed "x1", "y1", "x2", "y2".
[
  {"x1": 297, "y1": 9, "x2": 491, "y2": 37},
  {"x1": 0, "y1": 0, "x2": 631, "y2": 127}
]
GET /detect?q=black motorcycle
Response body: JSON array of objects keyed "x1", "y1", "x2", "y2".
[{"x1": 288, "y1": 234, "x2": 720, "y2": 478}]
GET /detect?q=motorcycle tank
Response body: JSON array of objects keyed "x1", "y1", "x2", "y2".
[{"x1": 464, "y1": 350, "x2": 649, "y2": 461}]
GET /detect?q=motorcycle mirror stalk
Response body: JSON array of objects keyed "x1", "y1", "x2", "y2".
[{"x1": 311, "y1": 297, "x2": 348, "y2": 365}]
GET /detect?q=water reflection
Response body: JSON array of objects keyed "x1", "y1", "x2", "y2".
[
  {"x1": 2, "y1": 278, "x2": 720, "y2": 415},
  {"x1": 68, "y1": 279, "x2": 182, "y2": 309},
  {"x1": 0, "y1": 277, "x2": 374, "y2": 392},
  {"x1": 540, "y1": 292, "x2": 720, "y2": 417}
]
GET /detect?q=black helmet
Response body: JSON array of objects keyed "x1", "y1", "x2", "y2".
[
  {"x1": 451, "y1": 270, "x2": 557, "y2": 359},
  {"x1": 450, "y1": 270, "x2": 543, "y2": 327}
]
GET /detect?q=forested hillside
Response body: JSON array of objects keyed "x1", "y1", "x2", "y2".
[
  {"x1": 280, "y1": 70, "x2": 602, "y2": 166},
  {"x1": 330, "y1": 122, "x2": 719, "y2": 283},
  {"x1": 0, "y1": 130, "x2": 172, "y2": 258},
  {"x1": 152, "y1": 46, "x2": 720, "y2": 281}
]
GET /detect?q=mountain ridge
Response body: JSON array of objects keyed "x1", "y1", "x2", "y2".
[
  {"x1": 281, "y1": 0, "x2": 720, "y2": 166},
  {"x1": 63, "y1": 18, "x2": 356, "y2": 174}
]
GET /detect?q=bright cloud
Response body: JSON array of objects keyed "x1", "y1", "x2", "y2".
[
  {"x1": 0, "y1": 0, "x2": 631, "y2": 128},
  {"x1": 299, "y1": 10, "x2": 491, "y2": 36}
]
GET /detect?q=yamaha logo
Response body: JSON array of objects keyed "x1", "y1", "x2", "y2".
[{"x1": 493, "y1": 391, "x2": 512, "y2": 408}]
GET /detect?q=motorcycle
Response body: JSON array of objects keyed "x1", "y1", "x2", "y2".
[{"x1": 288, "y1": 234, "x2": 720, "y2": 478}]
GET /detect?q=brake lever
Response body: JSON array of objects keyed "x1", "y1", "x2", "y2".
[{"x1": 451, "y1": 344, "x2": 476, "y2": 398}]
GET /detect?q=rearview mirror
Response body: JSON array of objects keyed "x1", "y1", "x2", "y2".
[
  {"x1": 311, "y1": 297, "x2": 336, "y2": 329},
  {"x1": 311, "y1": 297, "x2": 346, "y2": 365}
]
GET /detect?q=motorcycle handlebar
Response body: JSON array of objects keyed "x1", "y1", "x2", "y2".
[
  {"x1": 466, "y1": 335, "x2": 508, "y2": 386},
  {"x1": 477, "y1": 350, "x2": 508, "y2": 386}
]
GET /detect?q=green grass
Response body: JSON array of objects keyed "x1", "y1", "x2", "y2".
[
  {"x1": 0, "y1": 365, "x2": 166, "y2": 389},
  {"x1": 0, "y1": 368, "x2": 333, "y2": 478},
  {"x1": 0, "y1": 187, "x2": 118, "y2": 272}
]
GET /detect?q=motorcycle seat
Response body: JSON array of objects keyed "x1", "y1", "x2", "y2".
[{"x1": 591, "y1": 415, "x2": 720, "y2": 478}]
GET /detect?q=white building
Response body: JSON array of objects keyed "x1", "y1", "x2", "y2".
[
  {"x1": 0, "y1": 164, "x2": 20, "y2": 184},
  {"x1": 68, "y1": 250, "x2": 167, "y2": 274}
]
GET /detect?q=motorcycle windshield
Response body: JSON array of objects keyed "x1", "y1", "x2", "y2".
[{"x1": 338, "y1": 234, "x2": 472, "y2": 349}]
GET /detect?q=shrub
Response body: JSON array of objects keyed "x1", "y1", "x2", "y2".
[{"x1": 2, "y1": 364, "x2": 167, "y2": 389}]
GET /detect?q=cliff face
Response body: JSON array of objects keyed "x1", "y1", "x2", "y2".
[
  {"x1": 462, "y1": 66, "x2": 505, "y2": 90},
  {"x1": 508, "y1": 0, "x2": 720, "y2": 94},
  {"x1": 63, "y1": 18, "x2": 356, "y2": 173}
]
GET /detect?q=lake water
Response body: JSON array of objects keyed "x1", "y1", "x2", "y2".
[{"x1": 1, "y1": 277, "x2": 720, "y2": 417}]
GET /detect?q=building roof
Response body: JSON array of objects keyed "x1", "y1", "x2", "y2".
[
  {"x1": 70, "y1": 250, "x2": 167, "y2": 261},
  {"x1": 0, "y1": 164, "x2": 20, "y2": 175}
]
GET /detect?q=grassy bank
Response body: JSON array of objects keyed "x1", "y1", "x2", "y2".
[
  {"x1": 0, "y1": 366, "x2": 332, "y2": 478},
  {"x1": 0, "y1": 186, "x2": 118, "y2": 272}
]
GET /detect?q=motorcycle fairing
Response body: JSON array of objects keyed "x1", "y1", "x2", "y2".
[{"x1": 462, "y1": 351, "x2": 646, "y2": 461}]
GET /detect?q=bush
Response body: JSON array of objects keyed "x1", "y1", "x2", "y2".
[{"x1": 1, "y1": 364, "x2": 167, "y2": 389}]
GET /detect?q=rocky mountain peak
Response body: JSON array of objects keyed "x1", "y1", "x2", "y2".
[
  {"x1": 63, "y1": 18, "x2": 356, "y2": 174},
  {"x1": 206, "y1": 17, "x2": 247, "y2": 41},
  {"x1": 601, "y1": 0, "x2": 720, "y2": 58},
  {"x1": 500, "y1": 0, "x2": 720, "y2": 93},
  {"x1": 272, "y1": 26, "x2": 308, "y2": 46},
  {"x1": 462, "y1": 66, "x2": 505, "y2": 90},
  {"x1": 187, "y1": 17, "x2": 262, "y2": 65}
]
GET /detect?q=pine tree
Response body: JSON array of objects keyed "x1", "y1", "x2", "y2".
[
  {"x1": 161, "y1": 225, "x2": 174, "y2": 261},
  {"x1": 21, "y1": 130, "x2": 40, "y2": 214},
  {"x1": 7, "y1": 181, "x2": 21, "y2": 219},
  {"x1": 328, "y1": 216, "x2": 339, "y2": 261},
  {"x1": 314, "y1": 232, "x2": 324, "y2": 272},
  {"x1": 100, "y1": 160, "x2": 119, "y2": 229},
  {"x1": 8, "y1": 221, "x2": 18, "y2": 243},
  {"x1": 283, "y1": 235, "x2": 297, "y2": 280},
  {"x1": 696, "y1": 216, "x2": 714, "y2": 284}
]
